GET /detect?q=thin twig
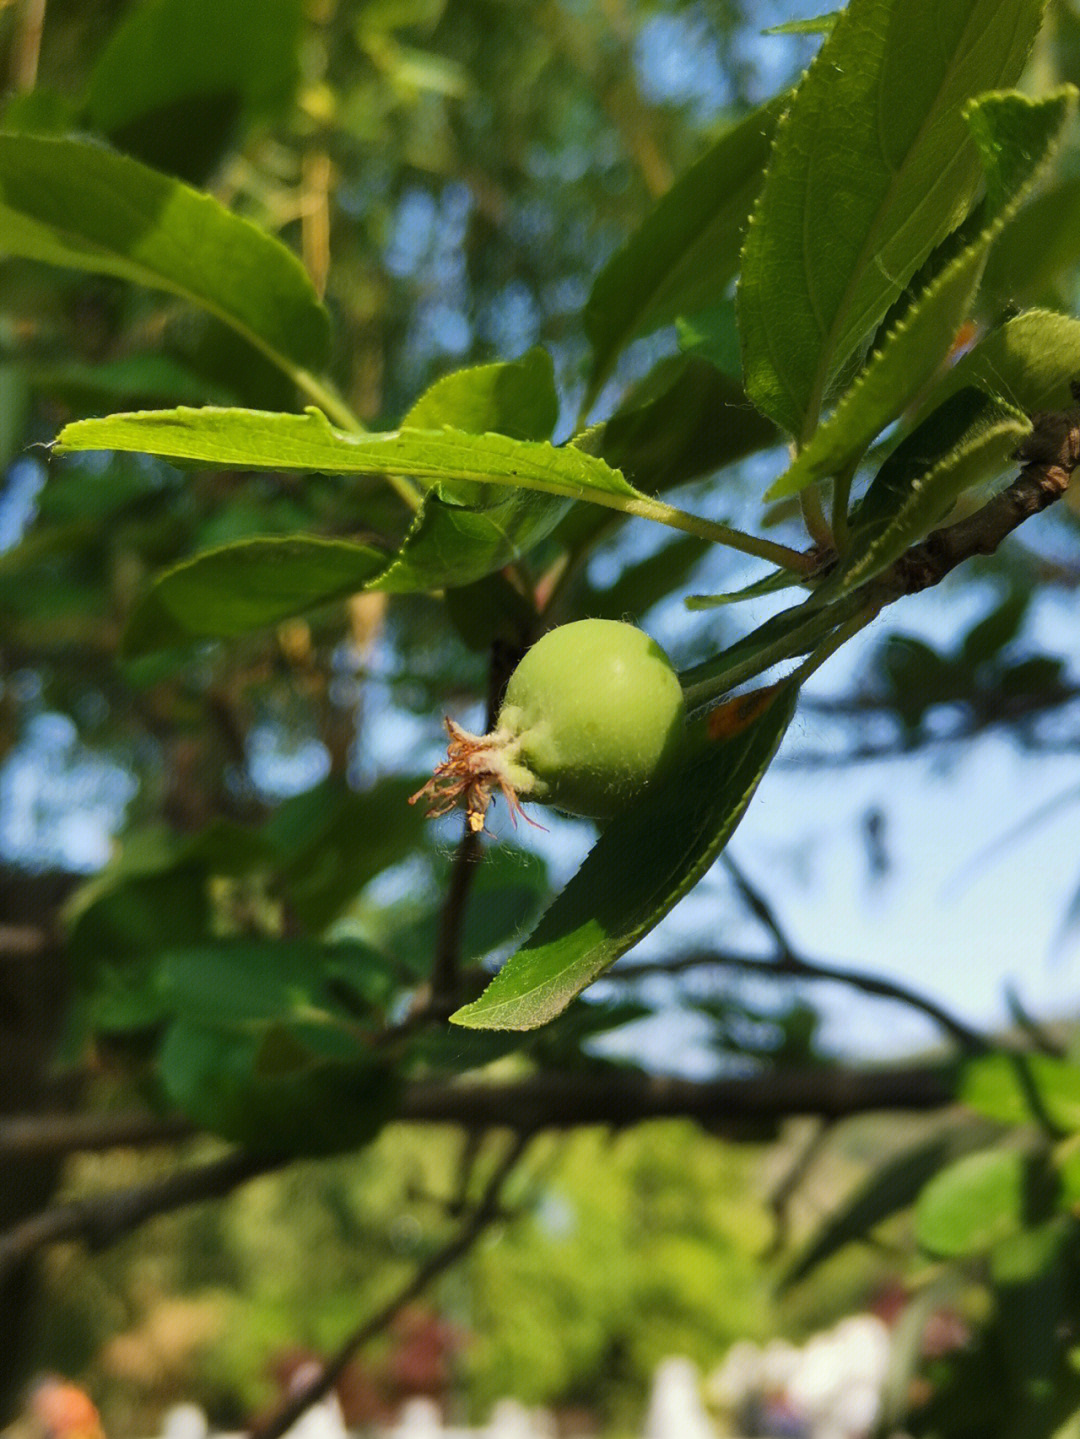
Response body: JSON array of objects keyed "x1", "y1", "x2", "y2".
[
  {"x1": 612, "y1": 948, "x2": 987, "y2": 1053},
  {"x1": 764, "y1": 1118, "x2": 833, "y2": 1259},
  {"x1": 719, "y1": 853, "x2": 986, "y2": 1050},
  {"x1": 249, "y1": 1131, "x2": 532, "y2": 1439}
]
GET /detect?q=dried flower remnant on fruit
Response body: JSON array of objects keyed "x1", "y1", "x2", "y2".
[
  {"x1": 410, "y1": 717, "x2": 536, "y2": 834},
  {"x1": 411, "y1": 619, "x2": 687, "y2": 831}
]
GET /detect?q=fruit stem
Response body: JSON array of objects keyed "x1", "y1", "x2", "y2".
[{"x1": 622, "y1": 494, "x2": 817, "y2": 574}]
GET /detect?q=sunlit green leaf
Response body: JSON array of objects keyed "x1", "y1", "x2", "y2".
[
  {"x1": 739, "y1": 0, "x2": 1048, "y2": 439},
  {"x1": 767, "y1": 89, "x2": 1074, "y2": 499},
  {"x1": 0, "y1": 136, "x2": 330, "y2": 375}
]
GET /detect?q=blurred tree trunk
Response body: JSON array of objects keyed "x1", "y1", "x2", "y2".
[{"x1": 0, "y1": 869, "x2": 80, "y2": 1421}]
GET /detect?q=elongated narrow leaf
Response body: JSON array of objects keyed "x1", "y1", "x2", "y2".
[
  {"x1": 767, "y1": 89, "x2": 1074, "y2": 499},
  {"x1": 583, "y1": 94, "x2": 787, "y2": 410},
  {"x1": 0, "y1": 136, "x2": 330, "y2": 375},
  {"x1": 56, "y1": 406, "x2": 638, "y2": 505},
  {"x1": 827, "y1": 388, "x2": 1030, "y2": 599},
  {"x1": 685, "y1": 567, "x2": 808, "y2": 609},
  {"x1": 678, "y1": 590, "x2": 865, "y2": 709},
  {"x1": 451, "y1": 687, "x2": 797, "y2": 1030},
  {"x1": 123, "y1": 536, "x2": 388, "y2": 655},
  {"x1": 739, "y1": 0, "x2": 1047, "y2": 440}
]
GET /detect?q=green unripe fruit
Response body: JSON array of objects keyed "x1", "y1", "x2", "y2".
[{"x1": 413, "y1": 619, "x2": 686, "y2": 828}]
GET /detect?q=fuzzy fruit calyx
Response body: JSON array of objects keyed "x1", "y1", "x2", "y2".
[{"x1": 411, "y1": 619, "x2": 686, "y2": 830}]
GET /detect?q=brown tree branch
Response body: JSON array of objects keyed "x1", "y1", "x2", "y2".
[
  {"x1": 0, "y1": 1111, "x2": 195, "y2": 1158},
  {"x1": 249, "y1": 1131, "x2": 532, "y2": 1439},
  {"x1": 0, "y1": 1064, "x2": 955, "y2": 1274},
  {"x1": 0, "y1": 1149, "x2": 286, "y2": 1286},
  {"x1": 395, "y1": 1064, "x2": 955, "y2": 1130}
]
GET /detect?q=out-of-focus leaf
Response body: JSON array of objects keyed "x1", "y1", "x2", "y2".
[
  {"x1": 160, "y1": 938, "x2": 394, "y2": 1035},
  {"x1": 960, "y1": 585, "x2": 1030, "y2": 667},
  {"x1": 583, "y1": 94, "x2": 787, "y2": 409},
  {"x1": 122, "y1": 536, "x2": 388, "y2": 656},
  {"x1": 581, "y1": 535, "x2": 709, "y2": 624},
  {"x1": 0, "y1": 363, "x2": 30, "y2": 473},
  {"x1": 0, "y1": 136, "x2": 330, "y2": 376},
  {"x1": 961, "y1": 1051, "x2": 1080, "y2": 1132},
  {"x1": 265, "y1": 776, "x2": 430, "y2": 932},
  {"x1": 915, "y1": 1146, "x2": 1034, "y2": 1257},
  {"x1": 158, "y1": 1016, "x2": 398, "y2": 1155},
  {"x1": 676, "y1": 300, "x2": 741, "y2": 379},
  {"x1": 739, "y1": 0, "x2": 1047, "y2": 439},
  {"x1": 981, "y1": 178, "x2": 1080, "y2": 311},
  {"x1": 766, "y1": 89, "x2": 1073, "y2": 499},
  {"x1": 452, "y1": 686, "x2": 796, "y2": 1030},
  {"x1": 86, "y1": 0, "x2": 303, "y2": 181},
  {"x1": 781, "y1": 1120, "x2": 996, "y2": 1289},
  {"x1": 26, "y1": 355, "x2": 240, "y2": 408}
]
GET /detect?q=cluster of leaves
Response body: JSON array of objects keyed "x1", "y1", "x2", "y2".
[{"x1": 8, "y1": 0, "x2": 1080, "y2": 1427}]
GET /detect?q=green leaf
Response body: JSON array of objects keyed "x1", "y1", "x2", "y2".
[
  {"x1": 85, "y1": 0, "x2": 304, "y2": 181},
  {"x1": 122, "y1": 535, "x2": 388, "y2": 656},
  {"x1": 933, "y1": 308, "x2": 1080, "y2": 416},
  {"x1": 598, "y1": 356, "x2": 777, "y2": 495},
  {"x1": 86, "y1": 0, "x2": 302, "y2": 128},
  {"x1": 675, "y1": 300, "x2": 742, "y2": 379},
  {"x1": 981, "y1": 178, "x2": 1080, "y2": 311},
  {"x1": 915, "y1": 1147, "x2": 1032, "y2": 1257},
  {"x1": 266, "y1": 776, "x2": 430, "y2": 933},
  {"x1": 582, "y1": 94, "x2": 787, "y2": 410},
  {"x1": 159, "y1": 1016, "x2": 398, "y2": 1155},
  {"x1": 0, "y1": 136, "x2": 331, "y2": 377},
  {"x1": 766, "y1": 89, "x2": 1074, "y2": 500},
  {"x1": 402, "y1": 347, "x2": 558, "y2": 445},
  {"x1": 160, "y1": 939, "x2": 393, "y2": 1037},
  {"x1": 762, "y1": 12, "x2": 840, "y2": 35},
  {"x1": 781, "y1": 1119, "x2": 995, "y2": 1289},
  {"x1": 451, "y1": 686, "x2": 797, "y2": 1030},
  {"x1": 961, "y1": 1051, "x2": 1080, "y2": 1132},
  {"x1": 685, "y1": 567, "x2": 808, "y2": 610},
  {"x1": 739, "y1": 0, "x2": 1048, "y2": 440},
  {"x1": 826, "y1": 387, "x2": 1030, "y2": 599},
  {"x1": 55, "y1": 406, "x2": 638, "y2": 506},
  {"x1": 373, "y1": 489, "x2": 571, "y2": 594},
  {"x1": 678, "y1": 590, "x2": 865, "y2": 708}
]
